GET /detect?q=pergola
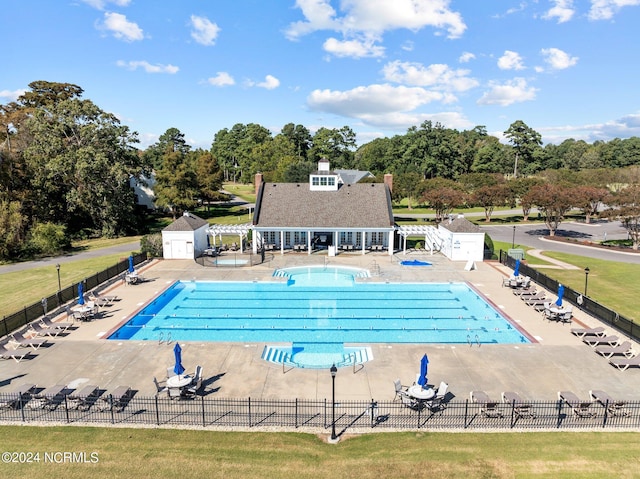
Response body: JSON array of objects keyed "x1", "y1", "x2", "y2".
[
  {"x1": 206, "y1": 224, "x2": 252, "y2": 253},
  {"x1": 396, "y1": 225, "x2": 443, "y2": 255}
]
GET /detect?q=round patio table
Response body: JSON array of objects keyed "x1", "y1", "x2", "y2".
[
  {"x1": 166, "y1": 375, "x2": 192, "y2": 388},
  {"x1": 408, "y1": 385, "x2": 435, "y2": 400}
]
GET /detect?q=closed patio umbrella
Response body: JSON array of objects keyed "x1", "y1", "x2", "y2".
[
  {"x1": 173, "y1": 343, "x2": 185, "y2": 376},
  {"x1": 78, "y1": 282, "x2": 85, "y2": 306},
  {"x1": 417, "y1": 354, "x2": 429, "y2": 387},
  {"x1": 513, "y1": 259, "x2": 520, "y2": 277},
  {"x1": 555, "y1": 284, "x2": 564, "y2": 307},
  {"x1": 128, "y1": 255, "x2": 135, "y2": 274}
]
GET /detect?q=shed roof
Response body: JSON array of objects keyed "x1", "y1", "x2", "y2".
[
  {"x1": 163, "y1": 212, "x2": 208, "y2": 232},
  {"x1": 254, "y1": 182, "x2": 394, "y2": 229},
  {"x1": 441, "y1": 216, "x2": 481, "y2": 233}
]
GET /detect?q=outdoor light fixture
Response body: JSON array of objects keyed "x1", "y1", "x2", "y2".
[
  {"x1": 56, "y1": 263, "x2": 61, "y2": 298},
  {"x1": 512, "y1": 225, "x2": 516, "y2": 249},
  {"x1": 584, "y1": 267, "x2": 590, "y2": 296},
  {"x1": 330, "y1": 364, "x2": 338, "y2": 442}
]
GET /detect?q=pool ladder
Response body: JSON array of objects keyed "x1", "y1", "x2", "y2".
[
  {"x1": 467, "y1": 334, "x2": 480, "y2": 347},
  {"x1": 158, "y1": 331, "x2": 172, "y2": 345}
]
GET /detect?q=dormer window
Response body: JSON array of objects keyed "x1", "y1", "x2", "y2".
[{"x1": 310, "y1": 159, "x2": 339, "y2": 191}]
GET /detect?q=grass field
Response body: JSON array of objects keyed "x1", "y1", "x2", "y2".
[{"x1": 1, "y1": 426, "x2": 639, "y2": 479}]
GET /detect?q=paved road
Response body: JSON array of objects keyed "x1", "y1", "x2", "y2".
[{"x1": 0, "y1": 240, "x2": 141, "y2": 275}]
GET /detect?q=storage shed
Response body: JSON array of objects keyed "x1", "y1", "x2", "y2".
[
  {"x1": 161, "y1": 212, "x2": 209, "y2": 259},
  {"x1": 438, "y1": 215, "x2": 485, "y2": 262}
]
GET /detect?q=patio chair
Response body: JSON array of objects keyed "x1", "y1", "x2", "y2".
[
  {"x1": 0, "y1": 383, "x2": 36, "y2": 409},
  {"x1": 427, "y1": 381, "x2": 449, "y2": 411},
  {"x1": 8, "y1": 331, "x2": 48, "y2": 350},
  {"x1": 501, "y1": 391, "x2": 536, "y2": 419},
  {"x1": 594, "y1": 341, "x2": 634, "y2": 359},
  {"x1": 153, "y1": 377, "x2": 167, "y2": 397},
  {"x1": 393, "y1": 378, "x2": 409, "y2": 401},
  {"x1": 29, "y1": 322, "x2": 63, "y2": 338},
  {"x1": 558, "y1": 391, "x2": 596, "y2": 418},
  {"x1": 41, "y1": 317, "x2": 73, "y2": 332},
  {"x1": 0, "y1": 344, "x2": 33, "y2": 363},
  {"x1": 471, "y1": 390, "x2": 503, "y2": 418},
  {"x1": 399, "y1": 390, "x2": 424, "y2": 411},
  {"x1": 558, "y1": 306, "x2": 573, "y2": 323},
  {"x1": 583, "y1": 335, "x2": 619, "y2": 347},
  {"x1": 185, "y1": 365, "x2": 203, "y2": 396},
  {"x1": 609, "y1": 354, "x2": 640, "y2": 371},
  {"x1": 589, "y1": 390, "x2": 628, "y2": 417}
]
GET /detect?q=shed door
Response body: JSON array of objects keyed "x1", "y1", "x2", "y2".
[{"x1": 171, "y1": 240, "x2": 187, "y2": 258}]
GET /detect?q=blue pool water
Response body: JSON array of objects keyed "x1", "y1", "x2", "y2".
[{"x1": 108, "y1": 274, "x2": 529, "y2": 345}]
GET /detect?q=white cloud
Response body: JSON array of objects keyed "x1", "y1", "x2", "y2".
[
  {"x1": 477, "y1": 78, "x2": 537, "y2": 106},
  {"x1": 589, "y1": 0, "x2": 640, "y2": 20},
  {"x1": 540, "y1": 47, "x2": 578, "y2": 70},
  {"x1": 81, "y1": 0, "x2": 130, "y2": 10},
  {"x1": 323, "y1": 37, "x2": 384, "y2": 58},
  {"x1": 206, "y1": 72, "x2": 235, "y2": 87},
  {"x1": 497, "y1": 50, "x2": 525, "y2": 70},
  {"x1": 0, "y1": 88, "x2": 27, "y2": 101},
  {"x1": 117, "y1": 60, "x2": 179, "y2": 74},
  {"x1": 307, "y1": 84, "x2": 445, "y2": 117},
  {"x1": 382, "y1": 60, "x2": 478, "y2": 92},
  {"x1": 246, "y1": 75, "x2": 280, "y2": 90},
  {"x1": 459, "y1": 52, "x2": 475, "y2": 63},
  {"x1": 542, "y1": 0, "x2": 575, "y2": 23},
  {"x1": 100, "y1": 12, "x2": 143, "y2": 42},
  {"x1": 190, "y1": 15, "x2": 220, "y2": 46},
  {"x1": 286, "y1": 0, "x2": 466, "y2": 58}
]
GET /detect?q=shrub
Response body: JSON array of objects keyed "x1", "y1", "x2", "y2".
[
  {"x1": 27, "y1": 222, "x2": 70, "y2": 256},
  {"x1": 141, "y1": 233, "x2": 163, "y2": 258}
]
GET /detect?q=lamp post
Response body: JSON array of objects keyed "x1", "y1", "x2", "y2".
[
  {"x1": 330, "y1": 364, "x2": 338, "y2": 442},
  {"x1": 584, "y1": 267, "x2": 590, "y2": 296},
  {"x1": 512, "y1": 225, "x2": 516, "y2": 249},
  {"x1": 56, "y1": 264, "x2": 61, "y2": 303}
]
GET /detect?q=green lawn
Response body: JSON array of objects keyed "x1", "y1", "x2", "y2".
[{"x1": 1, "y1": 426, "x2": 638, "y2": 479}]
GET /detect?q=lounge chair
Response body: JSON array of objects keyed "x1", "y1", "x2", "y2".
[
  {"x1": 0, "y1": 383, "x2": 36, "y2": 409},
  {"x1": 9, "y1": 331, "x2": 48, "y2": 350},
  {"x1": 0, "y1": 344, "x2": 33, "y2": 363},
  {"x1": 513, "y1": 286, "x2": 537, "y2": 297},
  {"x1": 558, "y1": 391, "x2": 596, "y2": 418},
  {"x1": 98, "y1": 386, "x2": 132, "y2": 412},
  {"x1": 589, "y1": 390, "x2": 628, "y2": 417},
  {"x1": 27, "y1": 384, "x2": 68, "y2": 410},
  {"x1": 66, "y1": 385, "x2": 101, "y2": 411},
  {"x1": 29, "y1": 322, "x2": 63, "y2": 337},
  {"x1": 594, "y1": 341, "x2": 634, "y2": 359},
  {"x1": 609, "y1": 354, "x2": 640, "y2": 371},
  {"x1": 502, "y1": 391, "x2": 536, "y2": 419},
  {"x1": 583, "y1": 335, "x2": 619, "y2": 347},
  {"x1": 41, "y1": 317, "x2": 73, "y2": 332},
  {"x1": 471, "y1": 390, "x2": 503, "y2": 418},
  {"x1": 89, "y1": 290, "x2": 117, "y2": 304},
  {"x1": 87, "y1": 294, "x2": 112, "y2": 307},
  {"x1": 571, "y1": 326, "x2": 606, "y2": 338}
]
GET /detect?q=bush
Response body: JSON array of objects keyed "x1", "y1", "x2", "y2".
[
  {"x1": 140, "y1": 233, "x2": 163, "y2": 258},
  {"x1": 484, "y1": 233, "x2": 495, "y2": 259},
  {"x1": 27, "y1": 222, "x2": 70, "y2": 256}
]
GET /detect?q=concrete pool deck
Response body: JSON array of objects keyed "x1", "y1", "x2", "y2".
[{"x1": 2, "y1": 252, "x2": 638, "y2": 404}]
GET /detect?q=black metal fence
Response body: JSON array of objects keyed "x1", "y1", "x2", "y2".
[
  {"x1": 0, "y1": 252, "x2": 147, "y2": 339},
  {"x1": 1, "y1": 393, "x2": 639, "y2": 431},
  {"x1": 500, "y1": 251, "x2": 640, "y2": 343}
]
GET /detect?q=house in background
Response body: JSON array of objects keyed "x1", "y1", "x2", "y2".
[
  {"x1": 251, "y1": 159, "x2": 396, "y2": 256},
  {"x1": 162, "y1": 211, "x2": 209, "y2": 259},
  {"x1": 130, "y1": 174, "x2": 156, "y2": 210}
]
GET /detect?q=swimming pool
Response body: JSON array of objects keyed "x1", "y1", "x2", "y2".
[{"x1": 108, "y1": 278, "x2": 529, "y2": 345}]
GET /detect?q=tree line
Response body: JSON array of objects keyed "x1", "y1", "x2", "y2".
[{"x1": 3, "y1": 81, "x2": 640, "y2": 260}]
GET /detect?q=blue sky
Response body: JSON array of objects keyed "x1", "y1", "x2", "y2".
[{"x1": 2, "y1": 0, "x2": 640, "y2": 149}]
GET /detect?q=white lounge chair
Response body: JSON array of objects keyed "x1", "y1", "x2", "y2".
[
  {"x1": 583, "y1": 335, "x2": 619, "y2": 347},
  {"x1": 571, "y1": 326, "x2": 605, "y2": 338},
  {"x1": 589, "y1": 390, "x2": 628, "y2": 417},
  {"x1": 502, "y1": 391, "x2": 536, "y2": 419},
  {"x1": 471, "y1": 390, "x2": 503, "y2": 418},
  {"x1": 0, "y1": 344, "x2": 33, "y2": 363},
  {"x1": 9, "y1": 331, "x2": 48, "y2": 350},
  {"x1": 609, "y1": 354, "x2": 640, "y2": 371},
  {"x1": 41, "y1": 317, "x2": 73, "y2": 332},
  {"x1": 29, "y1": 322, "x2": 63, "y2": 337},
  {"x1": 594, "y1": 341, "x2": 634, "y2": 359},
  {"x1": 558, "y1": 391, "x2": 596, "y2": 418},
  {"x1": 0, "y1": 383, "x2": 36, "y2": 409}
]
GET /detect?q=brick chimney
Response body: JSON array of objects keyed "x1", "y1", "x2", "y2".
[
  {"x1": 384, "y1": 173, "x2": 393, "y2": 193},
  {"x1": 254, "y1": 172, "x2": 263, "y2": 195}
]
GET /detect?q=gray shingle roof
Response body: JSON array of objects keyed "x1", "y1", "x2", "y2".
[
  {"x1": 163, "y1": 212, "x2": 208, "y2": 231},
  {"x1": 254, "y1": 183, "x2": 393, "y2": 229},
  {"x1": 334, "y1": 169, "x2": 375, "y2": 185},
  {"x1": 442, "y1": 216, "x2": 481, "y2": 233}
]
